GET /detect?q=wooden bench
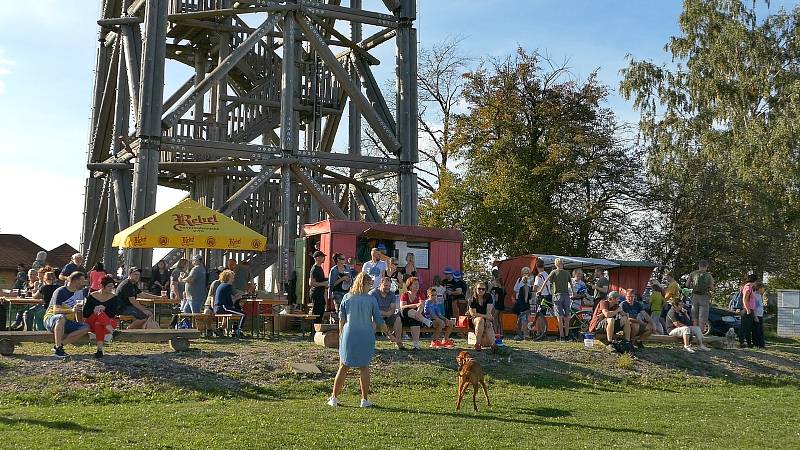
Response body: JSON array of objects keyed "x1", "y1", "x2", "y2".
[{"x1": 0, "y1": 329, "x2": 201, "y2": 356}]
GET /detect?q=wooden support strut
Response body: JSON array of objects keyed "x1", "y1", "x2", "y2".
[
  {"x1": 289, "y1": 164, "x2": 348, "y2": 220},
  {"x1": 161, "y1": 13, "x2": 281, "y2": 130},
  {"x1": 295, "y1": 14, "x2": 401, "y2": 154}
]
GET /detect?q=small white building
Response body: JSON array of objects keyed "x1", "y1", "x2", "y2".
[{"x1": 777, "y1": 290, "x2": 800, "y2": 337}]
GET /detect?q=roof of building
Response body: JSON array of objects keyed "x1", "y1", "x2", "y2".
[
  {"x1": 47, "y1": 243, "x2": 80, "y2": 269},
  {"x1": 0, "y1": 234, "x2": 45, "y2": 271},
  {"x1": 609, "y1": 259, "x2": 659, "y2": 268},
  {"x1": 302, "y1": 219, "x2": 464, "y2": 242}
]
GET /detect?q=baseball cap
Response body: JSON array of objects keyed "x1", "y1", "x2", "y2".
[
  {"x1": 313, "y1": 250, "x2": 326, "y2": 258},
  {"x1": 192, "y1": 254, "x2": 204, "y2": 262},
  {"x1": 129, "y1": 267, "x2": 141, "y2": 275},
  {"x1": 442, "y1": 267, "x2": 453, "y2": 274},
  {"x1": 608, "y1": 291, "x2": 620, "y2": 299},
  {"x1": 453, "y1": 270, "x2": 462, "y2": 279}
]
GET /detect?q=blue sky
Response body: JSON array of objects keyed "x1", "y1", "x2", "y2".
[{"x1": 0, "y1": 0, "x2": 781, "y2": 250}]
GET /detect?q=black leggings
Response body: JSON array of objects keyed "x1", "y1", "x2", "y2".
[
  {"x1": 312, "y1": 294, "x2": 326, "y2": 324},
  {"x1": 739, "y1": 311, "x2": 754, "y2": 346},
  {"x1": 752, "y1": 316, "x2": 765, "y2": 347}
]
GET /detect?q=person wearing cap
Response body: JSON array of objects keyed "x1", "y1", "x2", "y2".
[
  {"x1": 361, "y1": 248, "x2": 387, "y2": 288},
  {"x1": 666, "y1": 298, "x2": 710, "y2": 352},
  {"x1": 440, "y1": 267, "x2": 455, "y2": 316},
  {"x1": 180, "y1": 255, "x2": 208, "y2": 314},
  {"x1": 448, "y1": 270, "x2": 468, "y2": 317},
  {"x1": 115, "y1": 267, "x2": 162, "y2": 329},
  {"x1": 309, "y1": 251, "x2": 328, "y2": 323},
  {"x1": 588, "y1": 291, "x2": 632, "y2": 351}
]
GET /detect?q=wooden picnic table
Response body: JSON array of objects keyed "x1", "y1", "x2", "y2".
[
  {"x1": 1, "y1": 296, "x2": 45, "y2": 329},
  {"x1": 136, "y1": 297, "x2": 180, "y2": 323},
  {"x1": 242, "y1": 297, "x2": 288, "y2": 336}
]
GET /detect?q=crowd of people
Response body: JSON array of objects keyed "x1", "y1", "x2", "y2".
[
  {"x1": 324, "y1": 253, "x2": 775, "y2": 406},
  {"x1": 8, "y1": 252, "x2": 257, "y2": 358}
]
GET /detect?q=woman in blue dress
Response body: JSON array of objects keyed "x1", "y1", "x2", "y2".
[{"x1": 327, "y1": 272, "x2": 383, "y2": 408}]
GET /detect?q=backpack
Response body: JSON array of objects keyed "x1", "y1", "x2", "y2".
[
  {"x1": 691, "y1": 272, "x2": 713, "y2": 295},
  {"x1": 729, "y1": 289, "x2": 744, "y2": 310}
]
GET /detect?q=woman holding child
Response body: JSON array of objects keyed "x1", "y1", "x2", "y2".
[{"x1": 82, "y1": 275, "x2": 120, "y2": 358}]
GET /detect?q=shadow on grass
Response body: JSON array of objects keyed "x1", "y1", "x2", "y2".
[
  {"x1": 374, "y1": 345, "x2": 665, "y2": 393},
  {"x1": 0, "y1": 415, "x2": 100, "y2": 432},
  {"x1": 13, "y1": 350, "x2": 282, "y2": 403},
  {"x1": 372, "y1": 405, "x2": 663, "y2": 436},
  {"x1": 633, "y1": 347, "x2": 800, "y2": 387}
]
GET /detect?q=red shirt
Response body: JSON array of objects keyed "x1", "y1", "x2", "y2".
[
  {"x1": 400, "y1": 291, "x2": 425, "y2": 306},
  {"x1": 589, "y1": 299, "x2": 619, "y2": 332}
]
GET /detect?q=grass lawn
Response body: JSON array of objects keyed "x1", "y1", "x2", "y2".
[{"x1": 0, "y1": 335, "x2": 798, "y2": 449}]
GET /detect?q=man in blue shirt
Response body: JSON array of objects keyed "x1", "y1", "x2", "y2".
[
  {"x1": 621, "y1": 288, "x2": 654, "y2": 347},
  {"x1": 43, "y1": 272, "x2": 90, "y2": 358},
  {"x1": 59, "y1": 253, "x2": 86, "y2": 283}
]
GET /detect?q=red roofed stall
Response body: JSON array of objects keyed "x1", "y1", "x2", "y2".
[{"x1": 298, "y1": 220, "x2": 464, "y2": 302}]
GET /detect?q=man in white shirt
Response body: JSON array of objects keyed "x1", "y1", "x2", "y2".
[{"x1": 361, "y1": 248, "x2": 387, "y2": 287}]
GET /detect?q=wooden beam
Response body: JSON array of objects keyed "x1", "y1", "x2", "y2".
[
  {"x1": 219, "y1": 167, "x2": 282, "y2": 215},
  {"x1": 98, "y1": 17, "x2": 143, "y2": 26},
  {"x1": 295, "y1": 15, "x2": 400, "y2": 153},
  {"x1": 167, "y1": 3, "x2": 293, "y2": 21},
  {"x1": 161, "y1": 14, "x2": 281, "y2": 129},
  {"x1": 303, "y1": 164, "x2": 380, "y2": 193},
  {"x1": 307, "y1": 13, "x2": 379, "y2": 65},
  {"x1": 301, "y1": 2, "x2": 397, "y2": 28},
  {"x1": 352, "y1": 53, "x2": 396, "y2": 134},
  {"x1": 289, "y1": 164, "x2": 348, "y2": 220}
]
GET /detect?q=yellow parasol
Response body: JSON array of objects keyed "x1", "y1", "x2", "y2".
[{"x1": 112, "y1": 198, "x2": 267, "y2": 251}]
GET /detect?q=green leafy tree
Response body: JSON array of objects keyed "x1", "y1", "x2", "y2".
[
  {"x1": 421, "y1": 49, "x2": 641, "y2": 269},
  {"x1": 620, "y1": 0, "x2": 800, "y2": 286}
]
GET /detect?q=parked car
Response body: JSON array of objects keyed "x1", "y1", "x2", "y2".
[{"x1": 686, "y1": 303, "x2": 740, "y2": 336}]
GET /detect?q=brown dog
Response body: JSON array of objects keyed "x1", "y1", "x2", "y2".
[{"x1": 456, "y1": 350, "x2": 490, "y2": 411}]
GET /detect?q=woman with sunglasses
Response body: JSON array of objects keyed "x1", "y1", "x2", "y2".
[
  {"x1": 328, "y1": 253, "x2": 352, "y2": 317},
  {"x1": 469, "y1": 282, "x2": 496, "y2": 351}
]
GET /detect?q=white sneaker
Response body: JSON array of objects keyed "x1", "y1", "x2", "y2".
[
  {"x1": 88, "y1": 332, "x2": 96, "y2": 341},
  {"x1": 684, "y1": 345, "x2": 695, "y2": 353},
  {"x1": 698, "y1": 345, "x2": 711, "y2": 352},
  {"x1": 327, "y1": 396, "x2": 338, "y2": 407},
  {"x1": 104, "y1": 333, "x2": 113, "y2": 343},
  {"x1": 360, "y1": 399, "x2": 373, "y2": 408}
]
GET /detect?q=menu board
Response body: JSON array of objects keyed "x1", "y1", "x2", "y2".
[{"x1": 394, "y1": 241, "x2": 429, "y2": 269}]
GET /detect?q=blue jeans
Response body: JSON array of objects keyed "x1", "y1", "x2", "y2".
[
  {"x1": 182, "y1": 297, "x2": 205, "y2": 314},
  {"x1": 44, "y1": 314, "x2": 89, "y2": 334}
]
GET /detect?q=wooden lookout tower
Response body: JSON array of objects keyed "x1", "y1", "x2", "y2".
[{"x1": 80, "y1": 0, "x2": 419, "y2": 290}]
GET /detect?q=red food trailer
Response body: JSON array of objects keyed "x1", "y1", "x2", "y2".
[
  {"x1": 297, "y1": 220, "x2": 464, "y2": 303},
  {"x1": 607, "y1": 260, "x2": 658, "y2": 296}
]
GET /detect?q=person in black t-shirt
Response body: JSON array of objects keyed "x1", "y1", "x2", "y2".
[
  {"x1": 490, "y1": 274, "x2": 506, "y2": 337},
  {"x1": 115, "y1": 267, "x2": 163, "y2": 328},
  {"x1": 309, "y1": 251, "x2": 328, "y2": 323},
  {"x1": 469, "y1": 282, "x2": 495, "y2": 351}
]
